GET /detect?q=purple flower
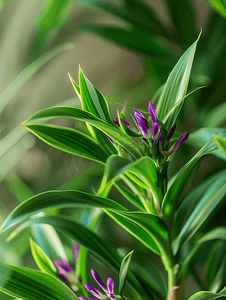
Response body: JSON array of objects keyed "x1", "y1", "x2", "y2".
[
  {"x1": 133, "y1": 109, "x2": 151, "y2": 138},
  {"x1": 166, "y1": 123, "x2": 176, "y2": 142},
  {"x1": 114, "y1": 118, "x2": 131, "y2": 127},
  {"x1": 54, "y1": 243, "x2": 80, "y2": 286},
  {"x1": 149, "y1": 102, "x2": 160, "y2": 139},
  {"x1": 173, "y1": 131, "x2": 190, "y2": 150},
  {"x1": 78, "y1": 269, "x2": 116, "y2": 300}
]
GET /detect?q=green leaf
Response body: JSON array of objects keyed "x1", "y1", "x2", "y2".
[
  {"x1": 29, "y1": 238, "x2": 56, "y2": 275},
  {"x1": 0, "y1": 262, "x2": 78, "y2": 300},
  {"x1": 172, "y1": 169, "x2": 226, "y2": 252},
  {"x1": 23, "y1": 106, "x2": 141, "y2": 159},
  {"x1": 0, "y1": 190, "x2": 127, "y2": 231},
  {"x1": 78, "y1": 69, "x2": 113, "y2": 124},
  {"x1": 104, "y1": 210, "x2": 160, "y2": 255},
  {"x1": 98, "y1": 155, "x2": 162, "y2": 211},
  {"x1": 181, "y1": 227, "x2": 226, "y2": 278},
  {"x1": 114, "y1": 182, "x2": 145, "y2": 210},
  {"x1": 187, "y1": 291, "x2": 226, "y2": 300},
  {"x1": 30, "y1": 216, "x2": 150, "y2": 300},
  {"x1": 162, "y1": 132, "x2": 226, "y2": 225},
  {"x1": 204, "y1": 241, "x2": 226, "y2": 289},
  {"x1": 81, "y1": 25, "x2": 171, "y2": 57},
  {"x1": 80, "y1": 0, "x2": 167, "y2": 36},
  {"x1": 0, "y1": 43, "x2": 73, "y2": 113},
  {"x1": 165, "y1": 0, "x2": 197, "y2": 48},
  {"x1": 105, "y1": 210, "x2": 170, "y2": 259},
  {"x1": 119, "y1": 251, "x2": 133, "y2": 296},
  {"x1": 213, "y1": 134, "x2": 226, "y2": 154},
  {"x1": 210, "y1": 254, "x2": 226, "y2": 293},
  {"x1": 188, "y1": 128, "x2": 226, "y2": 161},
  {"x1": 204, "y1": 0, "x2": 226, "y2": 18},
  {"x1": 157, "y1": 33, "x2": 200, "y2": 130},
  {"x1": 205, "y1": 102, "x2": 226, "y2": 127},
  {"x1": 24, "y1": 123, "x2": 108, "y2": 164}
]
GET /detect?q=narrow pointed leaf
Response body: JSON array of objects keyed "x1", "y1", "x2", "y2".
[
  {"x1": 0, "y1": 43, "x2": 73, "y2": 113},
  {"x1": 105, "y1": 210, "x2": 169, "y2": 257},
  {"x1": 23, "y1": 106, "x2": 141, "y2": 159},
  {"x1": 157, "y1": 33, "x2": 200, "y2": 130},
  {"x1": 173, "y1": 169, "x2": 226, "y2": 251},
  {"x1": 162, "y1": 135, "x2": 226, "y2": 224},
  {"x1": 0, "y1": 262, "x2": 78, "y2": 300},
  {"x1": 187, "y1": 291, "x2": 226, "y2": 300},
  {"x1": 119, "y1": 251, "x2": 133, "y2": 296},
  {"x1": 213, "y1": 134, "x2": 226, "y2": 154},
  {"x1": 188, "y1": 128, "x2": 226, "y2": 161},
  {"x1": 81, "y1": 25, "x2": 171, "y2": 57},
  {"x1": 0, "y1": 190, "x2": 127, "y2": 231},
  {"x1": 181, "y1": 227, "x2": 226, "y2": 278},
  {"x1": 29, "y1": 238, "x2": 56, "y2": 275},
  {"x1": 25, "y1": 124, "x2": 108, "y2": 164}
]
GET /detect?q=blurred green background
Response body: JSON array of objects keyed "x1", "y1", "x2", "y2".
[{"x1": 1, "y1": 0, "x2": 226, "y2": 299}]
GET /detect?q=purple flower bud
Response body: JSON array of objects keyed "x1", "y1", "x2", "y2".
[
  {"x1": 78, "y1": 297, "x2": 99, "y2": 300},
  {"x1": 106, "y1": 135, "x2": 114, "y2": 144},
  {"x1": 91, "y1": 269, "x2": 107, "y2": 291},
  {"x1": 84, "y1": 284, "x2": 103, "y2": 298},
  {"x1": 73, "y1": 243, "x2": 79, "y2": 262},
  {"x1": 133, "y1": 109, "x2": 151, "y2": 138},
  {"x1": 166, "y1": 123, "x2": 176, "y2": 142},
  {"x1": 54, "y1": 259, "x2": 73, "y2": 274},
  {"x1": 162, "y1": 150, "x2": 172, "y2": 157},
  {"x1": 58, "y1": 272, "x2": 71, "y2": 283},
  {"x1": 152, "y1": 122, "x2": 160, "y2": 140},
  {"x1": 107, "y1": 278, "x2": 114, "y2": 294},
  {"x1": 148, "y1": 101, "x2": 157, "y2": 123},
  {"x1": 115, "y1": 118, "x2": 130, "y2": 127},
  {"x1": 173, "y1": 131, "x2": 190, "y2": 150},
  {"x1": 106, "y1": 293, "x2": 117, "y2": 299}
]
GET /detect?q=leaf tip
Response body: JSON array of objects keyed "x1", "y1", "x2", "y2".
[{"x1": 19, "y1": 123, "x2": 26, "y2": 129}]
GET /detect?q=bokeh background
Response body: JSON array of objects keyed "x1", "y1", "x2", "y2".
[{"x1": 1, "y1": 0, "x2": 226, "y2": 299}]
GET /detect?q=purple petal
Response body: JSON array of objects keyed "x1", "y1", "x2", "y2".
[
  {"x1": 107, "y1": 278, "x2": 114, "y2": 294},
  {"x1": 173, "y1": 131, "x2": 190, "y2": 150},
  {"x1": 91, "y1": 269, "x2": 107, "y2": 291},
  {"x1": 106, "y1": 293, "x2": 117, "y2": 300},
  {"x1": 54, "y1": 259, "x2": 72, "y2": 273},
  {"x1": 115, "y1": 117, "x2": 130, "y2": 127},
  {"x1": 58, "y1": 272, "x2": 70, "y2": 283},
  {"x1": 78, "y1": 298, "x2": 102, "y2": 300},
  {"x1": 162, "y1": 150, "x2": 172, "y2": 157},
  {"x1": 152, "y1": 122, "x2": 160, "y2": 139},
  {"x1": 73, "y1": 243, "x2": 79, "y2": 262},
  {"x1": 148, "y1": 102, "x2": 157, "y2": 123},
  {"x1": 106, "y1": 135, "x2": 114, "y2": 144},
  {"x1": 166, "y1": 123, "x2": 176, "y2": 141},
  {"x1": 84, "y1": 284, "x2": 103, "y2": 298},
  {"x1": 159, "y1": 133, "x2": 163, "y2": 144},
  {"x1": 133, "y1": 109, "x2": 151, "y2": 138}
]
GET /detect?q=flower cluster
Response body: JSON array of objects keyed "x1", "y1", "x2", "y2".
[
  {"x1": 79, "y1": 269, "x2": 116, "y2": 300},
  {"x1": 112, "y1": 101, "x2": 189, "y2": 168},
  {"x1": 54, "y1": 243, "x2": 81, "y2": 292}
]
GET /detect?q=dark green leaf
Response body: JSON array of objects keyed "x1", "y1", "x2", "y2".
[
  {"x1": 172, "y1": 169, "x2": 226, "y2": 251},
  {"x1": 0, "y1": 262, "x2": 77, "y2": 300},
  {"x1": 0, "y1": 190, "x2": 127, "y2": 231},
  {"x1": 23, "y1": 106, "x2": 141, "y2": 159},
  {"x1": 24, "y1": 123, "x2": 108, "y2": 164},
  {"x1": 119, "y1": 251, "x2": 133, "y2": 296},
  {"x1": 81, "y1": 25, "x2": 171, "y2": 57}
]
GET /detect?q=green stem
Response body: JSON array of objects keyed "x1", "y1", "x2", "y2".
[{"x1": 168, "y1": 267, "x2": 176, "y2": 291}]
